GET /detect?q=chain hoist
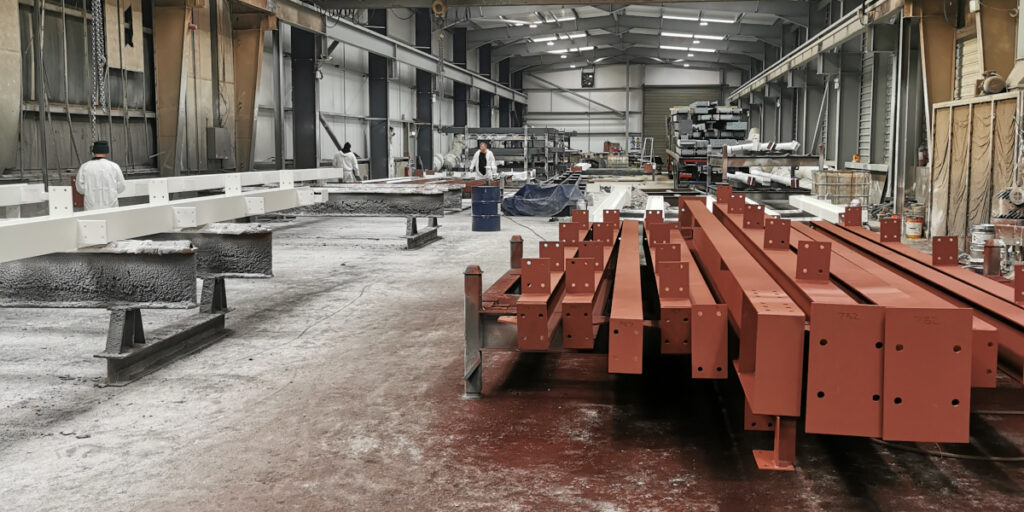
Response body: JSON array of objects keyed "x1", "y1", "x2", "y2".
[{"x1": 88, "y1": 0, "x2": 107, "y2": 142}]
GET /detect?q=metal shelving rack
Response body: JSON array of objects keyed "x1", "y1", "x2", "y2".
[{"x1": 437, "y1": 126, "x2": 576, "y2": 178}]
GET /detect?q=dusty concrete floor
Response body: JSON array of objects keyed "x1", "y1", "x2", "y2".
[{"x1": 1, "y1": 209, "x2": 1024, "y2": 511}]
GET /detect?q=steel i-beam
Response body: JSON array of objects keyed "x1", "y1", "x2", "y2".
[{"x1": 608, "y1": 220, "x2": 644, "y2": 374}]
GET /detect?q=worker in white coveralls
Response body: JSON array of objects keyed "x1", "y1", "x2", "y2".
[
  {"x1": 75, "y1": 140, "x2": 126, "y2": 211},
  {"x1": 469, "y1": 141, "x2": 498, "y2": 179},
  {"x1": 332, "y1": 142, "x2": 361, "y2": 182}
]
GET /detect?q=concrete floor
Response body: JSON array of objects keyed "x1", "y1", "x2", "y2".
[{"x1": 1, "y1": 210, "x2": 1023, "y2": 511}]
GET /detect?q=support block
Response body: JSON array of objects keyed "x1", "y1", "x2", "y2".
[
  {"x1": 0, "y1": 241, "x2": 197, "y2": 309},
  {"x1": 715, "y1": 185, "x2": 733, "y2": 203},
  {"x1": 151, "y1": 223, "x2": 273, "y2": 278}
]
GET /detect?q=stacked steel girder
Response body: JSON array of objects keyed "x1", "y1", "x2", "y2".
[{"x1": 464, "y1": 196, "x2": 1023, "y2": 471}]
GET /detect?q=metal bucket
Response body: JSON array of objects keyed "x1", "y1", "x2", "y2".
[{"x1": 970, "y1": 224, "x2": 996, "y2": 261}]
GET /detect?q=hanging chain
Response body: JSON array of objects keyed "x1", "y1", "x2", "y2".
[{"x1": 88, "y1": 0, "x2": 107, "y2": 142}]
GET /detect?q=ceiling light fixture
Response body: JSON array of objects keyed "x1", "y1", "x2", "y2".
[
  {"x1": 699, "y1": 21, "x2": 708, "y2": 26},
  {"x1": 570, "y1": 64, "x2": 576, "y2": 68},
  {"x1": 660, "y1": 45, "x2": 688, "y2": 51},
  {"x1": 693, "y1": 34, "x2": 725, "y2": 41},
  {"x1": 664, "y1": 15, "x2": 699, "y2": 21},
  {"x1": 533, "y1": 36, "x2": 557, "y2": 42},
  {"x1": 547, "y1": 41, "x2": 554, "y2": 46},
  {"x1": 684, "y1": 63, "x2": 691, "y2": 67},
  {"x1": 688, "y1": 53, "x2": 694, "y2": 57},
  {"x1": 529, "y1": 24, "x2": 537, "y2": 28},
  {"x1": 560, "y1": 54, "x2": 567, "y2": 58},
  {"x1": 577, "y1": 46, "x2": 594, "y2": 51},
  {"x1": 662, "y1": 32, "x2": 693, "y2": 38}
]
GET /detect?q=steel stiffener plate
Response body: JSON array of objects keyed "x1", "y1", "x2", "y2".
[
  {"x1": 796, "y1": 241, "x2": 831, "y2": 282},
  {"x1": 932, "y1": 236, "x2": 958, "y2": 266},
  {"x1": 691, "y1": 304, "x2": 728, "y2": 378},
  {"x1": 743, "y1": 204, "x2": 765, "y2": 229},
  {"x1": 764, "y1": 217, "x2": 791, "y2": 251}
]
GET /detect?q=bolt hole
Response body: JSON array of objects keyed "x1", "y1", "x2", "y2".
[
  {"x1": 872, "y1": 394, "x2": 880, "y2": 401},
  {"x1": 697, "y1": 366, "x2": 703, "y2": 372},
  {"x1": 952, "y1": 399, "x2": 960, "y2": 406},
  {"x1": 953, "y1": 345, "x2": 961, "y2": 353},
  {"x1": 875, "y1": 341, "x2": 883, "y2": 349},
  {"x1": 816, "y1": 391, "x2": 825, "y2": 398},
  {"x1": 988, "y1": 342, "x2": 994, "y2": 347},
  {"x1": 895, "y1": 344, "x2": 904, "y2": 351},
  {"x1": 894, "y1": 397, "x2": 903, "y2": 404},
  {"x1": 716, "y1": 366, "x2": 722, "y2": 372},
  {"x1": 613, "y1": 329, "x2": 619, "y2": 334},
  {"x1": 819, "y1": 339, "x2": 828, "y2": 346}
]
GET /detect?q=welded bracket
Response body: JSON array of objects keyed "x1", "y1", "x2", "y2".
[
  {"x1": 656, "y1": 260, "x2": 689, "y2": 299},
  {"x1": 593, "y1": 222, "x2": 618, "y2": 244},
  {"x1": 715, "y1": 184, "x2": 733, "y2": 203},
  {"x1": 1017, "y1": 264, "x2": 1024, "y2": 305},
  {"x1": 796, "y1": 241, "x2": 830, "y2": 281},
  {"x1": 645, "y1": 209, "x2": 665, "y2": 224},
  {"x1": 678, "y1": 203, "x2": 693, "y2": 227},
  {"x1": 764, "y1": 217, "x2": 791, "y2": 250},
  {"x1": 743, "y1": 204, "x2": 765, "y2": 229},
  {"x1": 932, "y1": 236, "x2": 958, "y2": 266},
  {"x1": 539, "y1": 241, "x2": 566, "y2": 271},
  {"x1": 571, "y1": 209, "x2": 589, "y2": 224},
  {"x1": 602, "y1": 209, "x2": 621, "y2": 226},
  {"x1": 842, "y1": 206, "x2": 862, "y2": 227},
  {"x1": 728, "y1": 193, "x2": 747, "y2": 213},
  {"x1": 879, "y1": 216, "x2": 901, "y2": 242}
]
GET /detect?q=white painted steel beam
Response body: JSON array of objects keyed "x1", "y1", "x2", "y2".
[
  {"x1": 0, "y1": 187, "x2": 318, "y2": 264},
  {"x1": 0, "y1": 168, "x2": 345, "y2": 207},
  {"x1": 788, "y1": 195, "x2": 846, "y2": 223}
]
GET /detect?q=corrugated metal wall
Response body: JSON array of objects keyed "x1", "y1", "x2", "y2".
[
  {"x1": 16, "y1": 2, "x2": 157, "y2": 174},
  {"x1": 955, "y1": 37, "x2": 981, "y2": 101}
]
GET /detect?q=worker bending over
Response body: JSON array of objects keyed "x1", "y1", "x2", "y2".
[
  {"x1": 75, "y1": 140, "x2": 126, "y2": 211},
  {"x1": 332, "y1": 142, "x2": 361, "y2": 183},
  {"x1": 469, "y1": 141, "x2": 497, "y2": 179}
]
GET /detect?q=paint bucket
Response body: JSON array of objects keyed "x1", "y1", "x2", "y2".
[{"x1": 905, "y1": 216, "x2": 924, "y2": 239}]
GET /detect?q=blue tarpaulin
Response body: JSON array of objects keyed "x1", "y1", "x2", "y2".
[{"x1": 501, "y1": 184, "x2": 583, "y2": 217}]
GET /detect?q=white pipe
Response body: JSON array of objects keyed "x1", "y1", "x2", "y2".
[{"x1": 726, "y1": 140, "x2": 802, "y2": 155}]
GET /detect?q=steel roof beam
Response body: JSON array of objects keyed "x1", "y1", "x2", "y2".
[
  {"x1": 493, "y1": 32, "x2": 766, "y2": 60},
  {"x1": 468, "y1": 14, "x2": 783, "y2": 46}
]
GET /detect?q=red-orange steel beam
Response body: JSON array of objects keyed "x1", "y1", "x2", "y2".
[
  {"x1": 682, "y1": 198, "x2": 804, "y2": 470},
  {"x1": 791, "y1": 223, "x2": 976, "y2": 442},
  {"x1": 563, "y1": 221, "x2": 621, "y2": 349},
  {"x1": 713, "y1": 203, "x2": 888, "y2": 439},
  {"x1": 811, "y1": 220, "x2": 1018, "y2": 382},
  {"x1": 516, "y1": 239, "x2": 579, "y2": 351},
  {"x1": 609, "y1": 220, "x2": 644, "y2": 374},
  {"x1": 823, "y1": 220, "x2": 1024, "y2": 380}
]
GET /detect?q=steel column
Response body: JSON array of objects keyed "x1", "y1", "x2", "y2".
[{"x1": 368, "y1": 9, "x2": 390, "y2": 179}]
